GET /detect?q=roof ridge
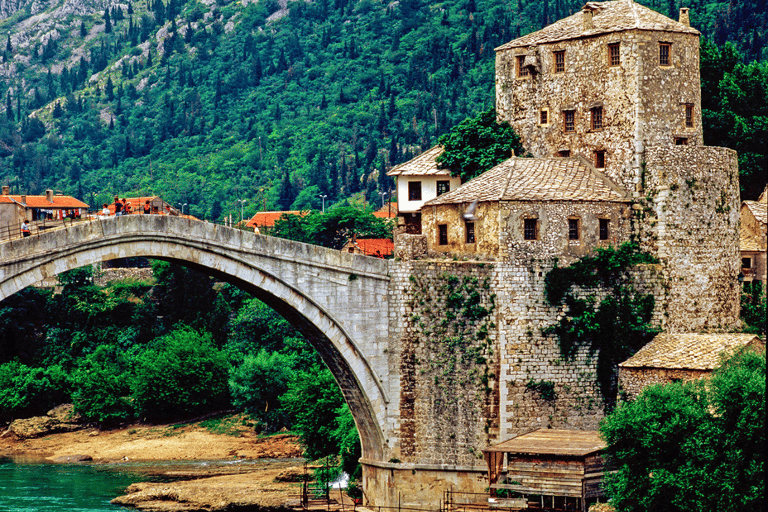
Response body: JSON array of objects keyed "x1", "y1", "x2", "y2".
[
  {"x1": 574, "y1": 154, "x2": 630, "y2": 199},
  {"x1": 499, "y1": 158, "x2": 518, "y2": 201}
]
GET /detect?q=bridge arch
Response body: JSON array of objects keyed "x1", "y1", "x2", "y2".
[{"x1": 0, "y1": 216, "x2": 390, "y2": 460}]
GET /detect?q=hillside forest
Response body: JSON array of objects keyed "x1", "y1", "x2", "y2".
[{"x1": 0, "y1": 0, "x2": 766, "y2": 224}]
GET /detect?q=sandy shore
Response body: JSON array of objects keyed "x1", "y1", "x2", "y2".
[{"x1": 0, "y1": 417, "x2": 317, "y2": 511}]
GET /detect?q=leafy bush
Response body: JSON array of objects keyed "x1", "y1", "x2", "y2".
[
  {"x1": 71, "y1": 346, "x2": 134, "y2": 424},
  {"x1": 229, "y1": 349, "x2": 292, "y2": 431},
  {"x1": 601, "y1": 351, "x2": 765, "y2": 512},
  {"x1": 131, "y1": 327, "x2": 230, "y2": 421},
  {"x1": 280, "y1": 364, "x2": 346, "y2": 460},
  {"x1": 436, "y1": 109, "x2": 525, "y2": 182},
  {"x1": 0, "y1": 362, "x2": 71, "y2": 422},
  {"x1": 741, "y1": 284, "x2": 766, "y2": 335}
]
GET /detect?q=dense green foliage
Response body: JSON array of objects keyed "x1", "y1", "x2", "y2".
[
  {"x1": 0, "y1": 0, "x2": 765, "y2": 219},
  {"x1": 740, "y1": 283, "x2": 766, "y2": 335},
  {"x1": 601, "y1": 351, "x2": 765, "y2": 512},
  {"x1": 436, "y1": 108, "x2": 524, "y2": 182},
  {"x1": 0, "y1": 263, "x2": 360, "y2": 477},
  {"x1": 700, "y1": 40, "x2": 768, "y2": 200},
  {"x1": 272, "y1": 202, "x2": 392, "y2": 249},
  {"x1": 544, "y1": 243, "x2": 660, "y2": 404}
]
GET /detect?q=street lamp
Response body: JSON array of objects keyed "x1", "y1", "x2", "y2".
[
  {"x1": 178, "y1": 202, "x2": 187, "y2": 215},
  {"x1": 318, "y1": 194, "x2": 327, "y2": 214},
  {"x1": 378, "y1": 190, "x2": 388, "y2": 209},
  {"x1": 237, "y1": 199, "x2": 247, "y2": 223}
]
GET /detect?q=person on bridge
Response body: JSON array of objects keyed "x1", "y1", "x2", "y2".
[
  {"x1": 143, "y1": 200, "x2": 151, "y2": 214},
  {"x1": 114, "y1": 196, "x2": 123, "y2": 216},
  {"x1": 102, "y1": 203, "x2": 110, "y2": 216},
  {"x1": 21, "y1": 220, "x2": 30, "y2": 237}
]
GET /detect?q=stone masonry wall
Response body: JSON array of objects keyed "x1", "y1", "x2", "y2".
[
  {"x1": 388, "y1": 260, "x2": 500, "y2": 467},
  {"x1": 388, "y1": 256, "x2": 667, "y2": 460},
  {"x1": 638, "y1": 145, "x2": 741, "y2": 331},
  {"x1": 496, "y1": 29, "x2": 701, "y2": 194},
  {"x1": 618, "y1": 367, "x2": 710, "y2": 400}
]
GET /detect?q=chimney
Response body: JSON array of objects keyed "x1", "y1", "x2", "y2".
[
  {"x1": 2, "y1": 185, "x2": 9, "y2": 195},
  {"x1": 21, "y1": 194, "x2": 26, "y2": 205},
  {"x1": 583, "y1": 8, "x2": 594, "y2": 31},
  {"x1": 46, "y1": 189, "x2": 53, "y2": 202},
  {"x1": 679, "y1": 7, "x2": 690, "y2": 26}
]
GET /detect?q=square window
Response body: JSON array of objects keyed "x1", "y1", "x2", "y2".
[
  {"x1": 408, "y1": 181, "x2": 422, "y2": 201},
  {"x1": 437, "y1": 180, "x2": 450, "y2": 196},
  {"x1": 568, "y1": 218, "x2": 580, "y2": 240},
  {"x1": 524, "y1": 218, "x2": 538, "y2": 240},
  {"x1": 540, "y1": 110, "x2": 548, "y2": 125},
  {"x1": 517, "y1": 55, "x2": 529, "y2": 77},
  {"x1": 465, "y1": 222, "x2": 475, "y2": 244},
  {"x1": 591, "y1": 106, "x2": 603, "y2": 130},
  {"x1": 743, "y1": 257, "x2": 752, "y2": 269},
  {"x1": 599, "y1": 218, "x2": 610, "y2": 240},
  {"x1": 563, "y1": 110, "x2": 575, "y2": 133},
  {"x1": 557, "y1": 150, "x2": 571, "y2": 157},
  {"x1": 608, "y1": 43, "x2": 620, "y2": 66},
  {"x1": 594, "y1": 150, "x2": 606, "y2": 168},
  {"x1": 554, "y1": 50, "x2": 565, "y2": 73},
  {"x1": 438, "y1": 224, "x2": 448, "y2": 246},
  {"x1": 675, "y1": 137, "x2": 688, "y2": 145},
  {"x1": 685, "y1": 104, "x2": 693, "y2": 128},
  {"x1": 659, "y1": 43, "x2": 671, "y2": 66}
]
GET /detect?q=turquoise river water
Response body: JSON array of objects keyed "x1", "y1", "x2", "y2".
[{"x1": 0, "y1": 457, "x2": 150, "y2": 511}]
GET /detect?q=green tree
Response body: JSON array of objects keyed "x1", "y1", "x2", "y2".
[
  {"x1": 436, "y1": 109, "x2": 524, "y2": 182},
  {"x1": 71, "y1": 345, "x2": 133, "y2": 424},
  {"x1": 229, "y1": 350, "x2": 292, "y2": 431},
  {"x1": 601, "y1": 351, "x2": 765, "y2": 512},
  {"x1": 280, "y1": 364, "x2": 346, "y2": 460},
  {"x1": 273, "y1": 204, "x2": 392, "y2": 249},
  {"x1": 131, "y1": 327, "x2": 230, "y2": 421},
  {"x1": 0, "y1": 362, "x2": 70, "y2": 422}
]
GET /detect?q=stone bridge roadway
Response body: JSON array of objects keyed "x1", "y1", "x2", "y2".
[{"x1": 0, "y1": 215, "x2": 392, "y2": 465}]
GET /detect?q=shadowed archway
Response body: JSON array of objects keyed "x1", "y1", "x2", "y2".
[{"x1": 0, "y1": 215, "x2": 390, "y2": 460}]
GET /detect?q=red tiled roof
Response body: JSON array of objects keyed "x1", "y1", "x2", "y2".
[
  {"x1": 3, "y1": 194, "x2": 89, "y2": 208},
  {"x1": 346, "y1": 238, "x2": 394, "y2": 257},
  {"x1": 245, "y1": 211, "x2": 309, "y2": 229}
]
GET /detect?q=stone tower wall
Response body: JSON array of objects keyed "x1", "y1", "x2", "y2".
[
  {"x1": 495, "y1": 29, "x2": 701, "y2": 194},
  {"x1": 636, "y1": 145, "x2": 741, "y2": 331}
]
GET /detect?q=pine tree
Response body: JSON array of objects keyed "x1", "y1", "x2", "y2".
[
  {"x1": 104, "y1": 9, "x2": 112, "y2": 34},
  {"x1": 5, "y1": 34, "x2": 11, "y2": 54},
  {"x1": 6, "y1": 92, "x2": 13, "y2": 122}
]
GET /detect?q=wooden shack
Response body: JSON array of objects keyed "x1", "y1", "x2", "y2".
[{"x1": 483, "y1": 429, "x2": 609, "y2": 512}]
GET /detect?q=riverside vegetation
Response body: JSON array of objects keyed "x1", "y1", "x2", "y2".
[
  {"x1": 0, "y1": 258, "x2": 365, "y2": 484},
  {"x1": 0, "y1": 0, "x2": 765, "y2": 221}
]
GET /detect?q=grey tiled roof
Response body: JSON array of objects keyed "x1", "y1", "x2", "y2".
[
  {"x1": 745, "y1": 201, "x2": 767, "y2": 226},
  {"x1": 496, "y1": 0, "x2": 699, "y2": 51},
  {"x1": 619, "y1": 333, "x2": 763, "y2": 370},
  {"x1": 424, "y1": 156, "x2": 628, "y2": 206},
  {"x1": 386, "y1": 146, "x2": 452, "y2": 177}
]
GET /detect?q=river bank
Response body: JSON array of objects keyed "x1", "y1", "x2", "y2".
[{"x1": 0, "y1": 412, "x2": 316, "y2": 511}]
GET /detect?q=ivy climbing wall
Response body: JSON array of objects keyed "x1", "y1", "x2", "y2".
[{"x1": 391, "y1": 260, "x2": 500, "y2": 467}]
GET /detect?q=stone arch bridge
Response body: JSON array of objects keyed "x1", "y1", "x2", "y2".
[{"x1": 0, "y1": 215, "x2": 497, "y2": 506}]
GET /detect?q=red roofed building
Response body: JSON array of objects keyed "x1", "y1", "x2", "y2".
[
  {"x1": 1, "y1": 187, "x2": 89, "y2": 234},
  {"x1": 373, "y1": 202, "x2": 398, "y2": 219},
  {"x1": 245, "y1": 210, "x2": 309, "y2": 233},
  {"x1": 341, "y1": 238, "x2": 394, "y2": 258}
]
